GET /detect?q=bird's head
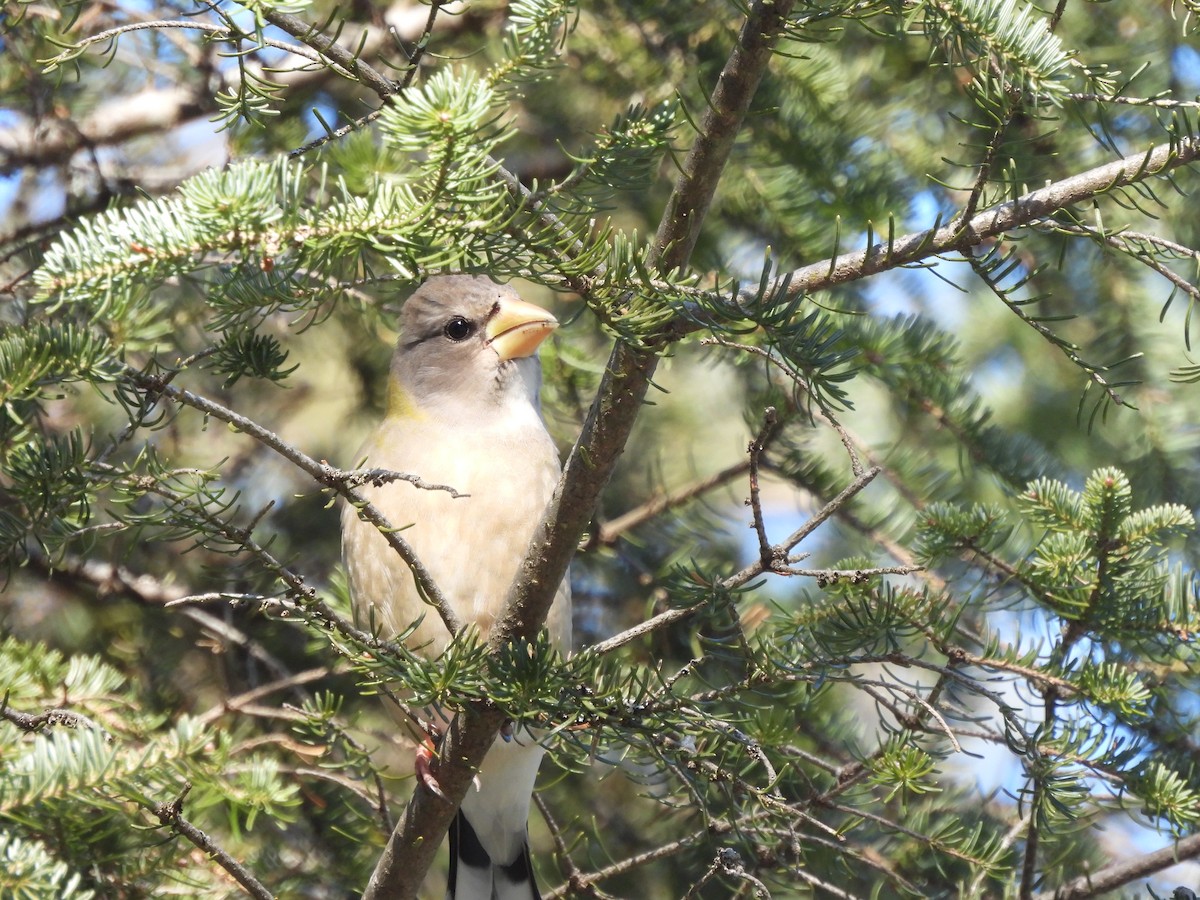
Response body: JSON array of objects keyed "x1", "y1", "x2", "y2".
[{"x1": 387, "y1": 275, "x2": 559, "y2": 421}]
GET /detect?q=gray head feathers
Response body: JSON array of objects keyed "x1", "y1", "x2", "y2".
[{"x1": 388, "y1": 275, "x2": 550, "y2": 422}]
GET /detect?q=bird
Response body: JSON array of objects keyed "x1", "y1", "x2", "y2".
[{"x1": 341, "y1": 275, "x2": 571, "y2": 900}]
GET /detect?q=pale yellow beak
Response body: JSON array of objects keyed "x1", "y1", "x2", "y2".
[{"x1": 486, "y1": 296, "x2": 559, "y2": 361}]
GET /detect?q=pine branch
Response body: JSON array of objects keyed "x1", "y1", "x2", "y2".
[
  {"x1": 124, "y1": 367, "x2": 464, "y2": 635},
  {"x1": 1069, "y1": 92, "x2": 1200, "y2": 110},
  {"x1": 685, "y1": 848, "x2": 771, "y2": 900},
  {"x1": 542, "y1": 821, "x2": 718, "y2": 899},
  {"x1": 924, "y1": 0, "x2": 1072, "y2": 100},
  {"x1": 193, "y1": 669, "x2": 329, "y2": 728},
  {"x1": 747, "y1": 406, "x2": 783, "y2": 567},
  {"x1": 25, "y1": 546, "x2": 306, "y2": 695},
  {"x1": 9, "y1": 7, "x2": 461, "y2": 173},
  {"x1": 290, "y1": 0, "x2": 451, "y2": 157},
  {"x1": 0, "y1": 701, "x2": 112, "y2": 740},
  {"x1": 584, "y1": 463, "x2": 881, "y2": 658},
  {"x1": 1049, "y1": 223, "x2": 1200, "y2": 346},
  {"x1": 40, "y1": 19, "x2": 334, "y2": 72},
  {"x1": 744, "y1": 132, "x2": 1200, "y2": 306},
  {"x1": 255, "y1": 7, "x2": 399, "y2": 99},
  {"x1": 823, "y1": 798, "x2": 1000, "y2": 871},
  {"x1": 1036, "y1": 832, "x2": 1200, "y2": 899},
  {"x1": 545, "y1": 803, "x2": 919, "y2": 899},
  {"x1": 151, "y1": 783, "x2": 274, "y2": 900},
  {"x1": 88, "y1": 458, "x2": 388, "y2": 660},
  {"x1": 969, "y1": 252, "x2": 1131, "y2": 409}
]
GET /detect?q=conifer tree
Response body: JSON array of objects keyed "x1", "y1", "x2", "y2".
[{"x1": 2, "y1": 1, "x2": 1199, "y2": 897}]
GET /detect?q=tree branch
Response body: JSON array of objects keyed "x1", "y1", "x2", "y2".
[
  {"x1": 0, "y1": 700, "x2": 112, "y2": 740},
  {"x1": 747, "y1": 133, "x2": 1200, "y2": 306},
  {"x1": 24, "y1": 546, "x2": 309, "y2": 695},
  {"x1": 255, "y1": 7, "x2": 400, "y2": 100},
  {"x1": 583, "y1": 463, "x2": 881, "y2": 658},
  {"x1": 125, "y1": 367, "x2": 464, "y2": 636},
  {"x1": 1, "y1": 4, "x2": 467, "y2": 175},
  {"x1": 151, "y1": 783, "x2": 274, "y2": 900},
  {"x1": 747, "y1": 406, "x2": 782, "y2": 569},
  {"x1": 590, "y1": 458, "x2": 753, "y2": 548},
  {"x1": 1036, "y1": 832, "x2": 1200, "y2": 899},
  {"x1": 0, "y1": 87, "x2": 208, "y2": 175}
]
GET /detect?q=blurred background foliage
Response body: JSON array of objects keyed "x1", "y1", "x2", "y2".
[{"x1": 2, "y1": 0, "x2": 1200, "y2": 897}]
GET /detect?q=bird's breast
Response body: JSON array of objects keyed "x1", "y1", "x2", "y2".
[{"x1": 342, "y1": 414, "x2": 571, "y2": 656}]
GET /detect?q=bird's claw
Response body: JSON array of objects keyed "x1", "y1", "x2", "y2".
[{"x1": 415, "y1": 723, "x2": 447, "y2": 800}]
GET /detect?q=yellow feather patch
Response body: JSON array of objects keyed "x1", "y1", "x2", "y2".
[{"x1": 386, "y1": 380, "x2": 425, "y2": 420}]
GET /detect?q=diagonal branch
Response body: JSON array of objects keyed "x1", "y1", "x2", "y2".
[
  {"x1": 150, "y1": 783, "x2": 274, "y2": 900},
  {"x1": 256, "y1": 7, "x2": 399, "y2": 99},
  {"x1": 1035, "y1": 831, "x2": 1200, "y2": 899},
  {"x1": 590, "y1": 458, "x2": 753, "y2": 548},
  {"x1": 748, "y1": 133, "x2": 1200, "y2": 306},
  {"x1": 582, "y1": 463, "x2": 882, "y2": 658},
  {"x1": 125, "y1": 367, "x2": 464, "y2": 636},
  {"x1": 25, "y1": 546, "x2": 307, "y2": 698},
  {"x1": 3, "y1": 6, "x2": 464, "y2": 177}
]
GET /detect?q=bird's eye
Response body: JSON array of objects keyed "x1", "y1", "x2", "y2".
[{"x1": 443, "y1": 316, "x2": 475, "y2": 342}]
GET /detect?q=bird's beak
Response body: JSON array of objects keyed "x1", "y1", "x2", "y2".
[{"x1": 486, "y1": 297, "x2": 559, "y2": 361}]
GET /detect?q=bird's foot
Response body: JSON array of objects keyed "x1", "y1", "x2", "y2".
[{"x1": 415, "y1": 722, "x2": 447, "y2": 800}]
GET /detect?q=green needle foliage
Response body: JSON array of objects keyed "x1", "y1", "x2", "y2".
[{"x1": 2, "y1": 0, "x2": 1200, "y2": 898}]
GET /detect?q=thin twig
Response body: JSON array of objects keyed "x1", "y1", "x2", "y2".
[
  {"x1": 89, "y1": 460, "x2": 397, "y2": 659},
  {"x1": 956, "y1": 106, "x2": 1018, "y2": 240},
  {"x1": 289, "y1": 0, "x2": 449, "y2": 157},
  {"x1": 584, "y1": 465, "x2": 883, "y2": 657},
  {"x1": 970, "y1": 255, "x2": 1129, "y2": 410},
  {"x1": 24, "y1": 548, "x2": 309, "y2": 694},
  {"x1": 1035, "y1": 826, "x2": 1200, "y2": 899},
  {"x1": 124, "y1": 367, "x2": 463, "y2": 635},
  {"x1": 151, "y1": 783, "x2": 275, "y2": 900},
  {"x1": 700, "y1": 337, "x2": 864, "y2": 475},
  {"x1": 790, "y1": 866, "x2": 862, "y2": 900},
  {"x1": 337, "y1": 465, "x2": 466, "y2": 497},
  {"x1": 543, "y1": 825, "x2": 721, "y2": 899},
  {"x1": 726, "y1": 465, "x2": 883, "y2": 590},
  {"x1": 194, "y1": 668, "x2": 329, "y2": 727},
  {"x1": 0, "y1": 701, "x2": 112, "y2": 741},
  {"x1": 281, "y1": 702, "x2": 396, "y2": 836},
  {"x1": 1051, "y1": 222, "x2": 1200, "y2": 305},
  {"x1": 44, "y1": 20, "x2": 334, "y2": 68},
  {"x1": 747, "y1": 406, "x2": 781, "y2": 569},
  {"x1": 533, "y1": 791, "x2": 592, "y2": 896},
  {"x1": 775, "y1": 564, "x2": 923, "y2": 584},
  {"x1": 775, "y1": 829, "x2": 919, "y2": 895},
  {"x1": 591, "y1": 459, "x2": 753, "y2": 547},
  {"x1": 1068, "y1": 92, "x2": 1200, "y2": 110},
  {"x1": 682, "y1": 848, "x2": 769, "y2": 900},
  {"x1": 256, "y1": 7, "x2": 398, "y2": 99}
]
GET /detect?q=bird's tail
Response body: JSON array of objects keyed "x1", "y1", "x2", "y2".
[{"x1": 446, "y1": 809, "x2": 539, "y2": 900}]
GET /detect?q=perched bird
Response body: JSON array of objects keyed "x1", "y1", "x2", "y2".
[{"x1": 341, "y1": 275, "x2": 571, "y2": 900}]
